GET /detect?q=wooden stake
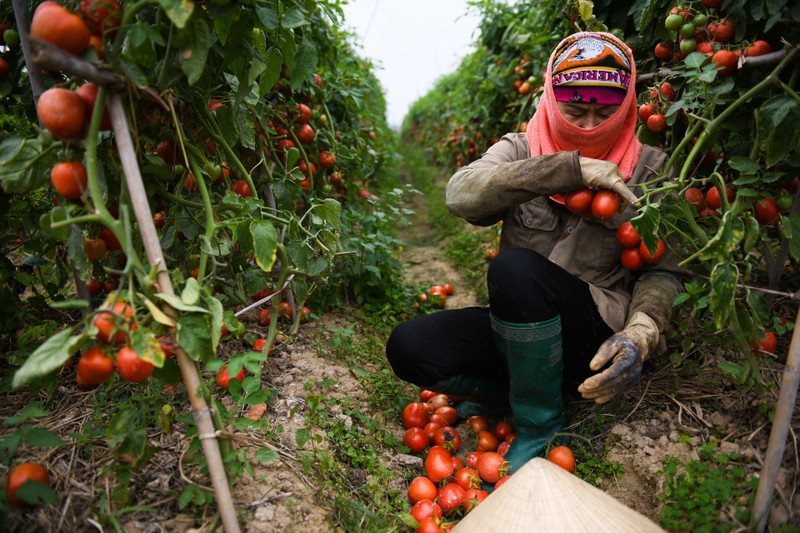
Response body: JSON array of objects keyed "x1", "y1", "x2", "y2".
[
  {"x1": 107, "y1": 94, "x2": 241, "y2": 533},
  {"x1": 752, "y1": 304, "x2": 800, "y2": 532}
]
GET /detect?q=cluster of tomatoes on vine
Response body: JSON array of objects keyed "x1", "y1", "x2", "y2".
[
  {"x1": 511, "y1": 51, "x2": 537, "y2": 97},
  {"x1": 653, "y1": 1, "x2": 773, "y2": 76},
  {"x1": 562, "y1": 188, "x2": 622, "y2": 221},
  {"x1": 615, "y1": 221, "x2": 666, "y2": 271},
  {"x1": 638, "y1": 81, "x2": 675, "y2": 134},
  {"x1": 399, "y1": 390, "x2": 576, "y2": 532}
]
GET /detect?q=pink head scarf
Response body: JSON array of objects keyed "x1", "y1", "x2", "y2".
[{"x1": 526, "y1": 32, "x2": 642, "y2": 180}]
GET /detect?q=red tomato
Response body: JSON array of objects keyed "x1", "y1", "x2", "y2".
[
  {"x1": 709, "y1": 19, "x2": 735, "y2": 44},
  {"x1": 494, "y1": 421, "x2": 514, "y2": 440},
  {"x1": 407, "y1": 477, "x2": 438, "y2": 504},
  {"x1": 475, "y1": 451, "x2": 508, "y2": 484},
  {"x1": 494, "y1": 475, "x2": 512, "y2": 490},
  {"x1": 592, "y1": 191, "x2": 621, "y2": 220},
  {"x1": 434, "y1": 406, "x2": 458, "y2": 426},
  {"x1": 615, "y1": 221, "x2": 641, "y2": 248},
  {"x1": 426, "y1": 393, "x2": 450, "y2": 410},
  {"x1": 467, "y1": 415, "x2": 489, "y2": 434},
  {"x1": 638, "y1": 103, "x2": 654, "y2": 123},
  {"x1": 620, "y1": 247, "x2": 645, "y2": 271},
  {"x1": 437, "y1": 482, "x2": 466, "y2": 515},
  {"x1": 425, "y1": 448, "x2": 454, "y2": 483},
  {"x1": 296, "y1": 124, "x2": 315, "y2": 143},
  {"x1": 746, "y1": 40, "x2": 772, "y2": 57},
  {"x1": 654, "y1": 41, "x2": 673, "y2": 61},
  {"x1": 318, "y1": 149, "x2": 336, "y2": 168},
  {"x1": 51, "y1": 161, "x2": 87, "y2": 200},
  {"x1": 659, "y1": 82, "x2": 676, "y2": 101},
  {"x1": 423, "y1": 422, "x2": 443, "y2": 442},
  {"x1": 416, "y1": 517, "x2": 445, "y2": 533},
  {"x1": 751, "y1": 331, "x2": 777, "y2": 354},
  {"x1": 705, "y1": 185, "x2": 734, "y2": 210},
  {"x1": 403, "y1": 427, "x2": 429, "y2": 454},
  {"x1": 410, "y1": 499, "x2": 442, "y2": 523},
  {"x1": 647, "y1": 113, "x2": 667, "y2": 133},
  {"x1": 754, "y1": 198, "x2": 780, "y2": 225},
  {"x1": 462, "y1": 488, "x2": 489, "y2": 512},
  {"x1": 564, "y1": 188, "x2": 594, "y2": 214},
  {"x1": 419, "y1": 389, "x2": 437, "y2": 402},
  {"x1": 115, "y1": 346, "x2": 153, "y2": 383},
  {"x1": 4, "y1": 463, "x2": 50, "y2": 508},
  {"x1": 98, "y1": 226, "x2": 121, "y2": 252},
  {"x1": 93, "y1": 300, "x2": 135, "y2": 345},
  {"x1": 497, "y1": 440, "x2": 511, "y2": 457},
  {"x1": 402, "y1": 402, "x2": 431, "y2": 429},
  {"x1": 294, "y1": 103, "x2": 312, "y2": 123},
  {"x1": 685, "y1": 187, "x2": 706, "y2": 211},
  {"x1": 433, "y1": 426, "x2": 461, "y2": 453},
  {"x1": 76, "y1": 346, "x2": 115, "y2": 387},
  {"x1": 232, "y1": 180, "x2": 252, "y2": 198},
  {"x1": 711, "y1": 49, "x2": 738, "y2": 77},
  {"x1": 466, "y1": 451, "x2": 481, "y2": 469},
  {"x1": 548, "y1": 445, "x2": 577, "y2": 472},
  {"x1": 216, "y1": 365, "x2": 244, "y2": 390},
  {"x1": 84, "y1": 238, "x2": 107, "y2": 262},
  {"x1": 159, "y1": 336, "x2": 177, "y2": 358},
  {"x1": 453, "y1": 467, "x2": 480, "y2": 490},
  {"x1": 258, "y1": 308, "x2": 271, "y2": 325},
  {"x1": 639, "y1": 239, "x2": 665, "y2": 263},
  {"x1": 450, "y1": 455, "x2": 464, "y2": 472},
  {"x1": 476, "y1": 430, "x2": 500, "y2": 452}
]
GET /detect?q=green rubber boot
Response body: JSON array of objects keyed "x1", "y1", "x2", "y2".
[
  {"x1": 429, "y1": 374, "x2": 510, "y2": 420},
  {"x1": 490, "y1": 313, "x2": 564, "y2": 474}
]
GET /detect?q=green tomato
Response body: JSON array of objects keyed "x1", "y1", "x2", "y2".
[
  {"x1": 680, "y1": 37, "x2": 697, "y2": 55},
  {"x1": 3, "y1": 29, "x2": 19, "y2": 48},
  {"x1": 693, "y1": 14, "x2": 708, "y2": 27},
  {"x1": 665, "y1": 14, "x2": 684, "y2": 31},
  {"x1": 777, "y1": 194, "x2": 794, "y2": 211},
  {"x1": 680, "y1": 22, "x2": 696, "y2": 38}
]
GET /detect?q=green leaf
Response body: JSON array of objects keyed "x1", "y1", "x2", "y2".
[
  {"x1": 156, "y1": 292, "x2": 209, "y2": 314},
  {"x1": 291, "y1": 40, "x2": 318, "y2": 90},
  {"x1": 295, "y1": 427, "x2": 310, "y2": 448},
  {"x1": 785, "y1": 213, "x2": 800, "y2": 260},
  {"x1": 182, "y1": 277, "x2": 201, "y2": 306},
  {"x1": 756, "y1": 95, "x2": 800, "y2": 168},
  {"x1": 260, "y1": 48, "x2": 284, "y2": 97},
  {"x1": 255, "y1": 447, "x2": 279, "y2": 462},
  {"x1": 12, "y1": 329, "x2": 88, "y2": 389},
  {"x1": 0, "y1": 137, "x2": 49, "y2": 194},
  {"x1": 699, "y1": 211, "x2": 742, "y2": 262},
  {"x1": 157, "y1": 0, "x2": 195, "y2": 29},
  {"x1": 176, "y1": 16, "x2": 210, "y2": 85},
  {"x1": 717, "y1": 360, "x2": 747, "y2": 384},
  {"x1": 728, "y1": 156, "x2": 761, "y2": 174},
  {"x1": 4, "y1": 402, "x2": 49, "y2": 425},
  {"x1": 709, "y1": 262, "x2": 738, "y2": 329},
  {"x1": 204, "y1": 291, "x2": 224, "y2": 350},
  {"x1": 23, "y1": 427, "x2": 65, "y2": 448},
  {"x1": 250, "y1": 220, "x2": 278, "y2": 272},
  {"x1": 313, "y1": 198, "x2": 342, "y2": 230},
  {"x1": 683, "y1": 52, "x2": 708, "y2": 69},
  {"x1": 281, "y1": 8, "x2": 308, "y2": 29},
  {"x1": 14, "y1": 480, "x2": 59, "y2": 507},
  {"x1": 255, "y1": 5, "x2": 279, "y2": 29},
  {"x1": 631, "y1": 205, "x2": 660, "y2": 253},
  {"x1": 176, "y1": 313, "x2": 214, "y2": 361},
  {"x1": 39, "y1": 207, "x2": 68, "y2": 241}
]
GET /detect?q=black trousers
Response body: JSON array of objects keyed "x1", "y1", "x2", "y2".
[{"x1": 386, "y1": 248, "x2": 615, "y2": 393}]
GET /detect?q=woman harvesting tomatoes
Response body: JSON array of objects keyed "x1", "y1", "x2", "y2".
[{"x1": 387, "y1": 32, "x2": 685, "y2": 476}]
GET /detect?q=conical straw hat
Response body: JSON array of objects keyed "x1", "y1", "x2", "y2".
[{"x1": 452, "y1": 457, "x2": 664, "y2": 532}]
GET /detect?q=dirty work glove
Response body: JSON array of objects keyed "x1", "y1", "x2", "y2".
[
  {"x1": 577, "y1": 311, "x2": 659, "y2": 404},
  {"x1": 579, "y1": 157, "x2": 638, "y2": 208}
]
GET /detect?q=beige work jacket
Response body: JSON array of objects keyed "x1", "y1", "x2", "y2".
[{"x1": 446, "y1": 132, "x2": 683, "y2": 332}]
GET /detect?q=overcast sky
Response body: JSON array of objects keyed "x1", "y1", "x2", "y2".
[{"x1": 340, "y1": 1, "x2": 482, "y2": 129}]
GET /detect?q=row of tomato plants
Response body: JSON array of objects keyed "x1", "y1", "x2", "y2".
[
  {"x1": 403, "y1": 0, "x2": 800, "y2": 379},
  {"x1": 0, "y1": 0, "x2": 410, "y2": 518}
]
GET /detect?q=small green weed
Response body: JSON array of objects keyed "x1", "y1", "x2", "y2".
[{"x1": 659, "y1": 445, "x2": 757, "y2": 531}]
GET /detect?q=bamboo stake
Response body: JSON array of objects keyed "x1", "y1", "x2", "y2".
[
  {"x1": 11, "y1": 0, "x2": 45, "y2": 106},
  {"x1": 107, "y1": 94, "x2": 241, "y2": 533},
  {"x1": 752, "y1": 304, "x2": 800, "y2": 532}
]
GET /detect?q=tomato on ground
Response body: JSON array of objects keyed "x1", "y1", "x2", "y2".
[
  {"x1": 548, "y1": 445, "x2": 577, "y2": 473},
  {"x1": 4, "y1": 463, "x2": 50, "y2": 508},
  {"x1": 407, "y1": 476, "x2": 438, "y2": 504},
  {"x1": 216, "y1": 365, "x2": 245, "y2": 389}
]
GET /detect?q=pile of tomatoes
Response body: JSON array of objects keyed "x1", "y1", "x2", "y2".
[
  {"x1": 400, "y1": 390, "x2": 576, "y2": 532},
  {"x1": 414, "y1": 284, "x2": 454, "y2": 311},
  {"x1": 616, "y1": 221, "x2": 665, "y2": 271}
]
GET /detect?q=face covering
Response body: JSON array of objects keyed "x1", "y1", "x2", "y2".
[{"x1": 526, "y1": 32, "x2": 643, "y2": 181}]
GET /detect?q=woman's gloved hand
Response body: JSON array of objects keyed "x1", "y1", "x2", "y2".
[
  {"x1": 579, "y1": 157, "x2": 638, "y2": 207},
  {"x1": 577, "y1": 311, "x2": 659, "y2": 404}
]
